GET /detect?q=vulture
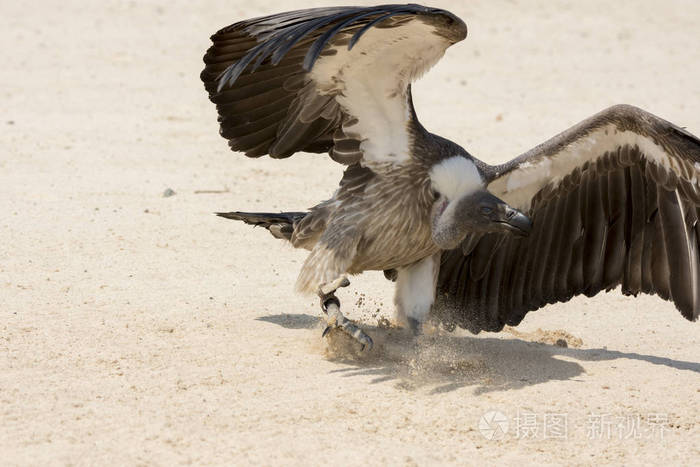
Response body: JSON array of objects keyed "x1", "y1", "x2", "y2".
[{"x1": 201, "y1": 4, "x2": 700, "y2": 350}]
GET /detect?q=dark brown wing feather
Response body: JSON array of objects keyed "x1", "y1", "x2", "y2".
[
  {"x1": 200, "y1": 5, "x2": 467, "y2": 161},
  {"x1": 435, "y1": 105, "x2": 700, "y2": 333}
]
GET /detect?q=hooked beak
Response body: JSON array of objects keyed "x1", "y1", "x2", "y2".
[{"x1": 494, "y1": 206, "x2": 532, "y2": 237}]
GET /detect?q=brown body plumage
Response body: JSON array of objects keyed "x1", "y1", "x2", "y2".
[{"x1": 293, "y1": 118, "x2": 466, "y2": 292}]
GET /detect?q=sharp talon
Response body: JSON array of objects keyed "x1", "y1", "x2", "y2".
[
  {"x1": 317, "y1": 277, "x2": 372, "y2": 352},
  {"x1": 323, "y1": 315, "x2": 374, "y2": 351}
]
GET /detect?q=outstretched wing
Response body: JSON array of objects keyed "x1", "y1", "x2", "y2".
[
  {"x1": 435, "y1": 105, "x2": 700, "y2": 333},
  {"x1": 200, "y1": 5, "x2": 467, "y2": 170}
]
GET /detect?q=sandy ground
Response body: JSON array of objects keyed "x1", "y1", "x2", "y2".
[{"x1": 1, "y1": 0, "x2": 699, "y2": 465}]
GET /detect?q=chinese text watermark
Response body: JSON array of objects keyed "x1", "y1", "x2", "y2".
[{"x1": 478, "y1": 410, "x2": 668, "y2": 441}]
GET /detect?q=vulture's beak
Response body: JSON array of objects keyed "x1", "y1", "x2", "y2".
[
  {"x1": 476, "y1": 192, "x2": 532, "y2": 237},
  {"x1": 493, "y1": 204, "x2": 532, "y2": 237}
]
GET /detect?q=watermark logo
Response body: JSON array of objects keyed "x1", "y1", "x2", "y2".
[
  {"x1": 514, "y1": 410, "x2": 568, "y2": 439},
  {"x1": 586, "y1": 413, "x2": 667, "y2": 440},
  {"x1": 478, "y1": 410, "x2": 509, "y2": 440},
  {"x1": 478, "y1": 410, "x2": 667, "y2": 441}
]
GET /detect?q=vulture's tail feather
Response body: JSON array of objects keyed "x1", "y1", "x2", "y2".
[{"x1": 216, "y1": 211, "x2": 307, "y2": 241}]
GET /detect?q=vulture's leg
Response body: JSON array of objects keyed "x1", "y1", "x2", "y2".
[
  {"x1": 318, "y1": 276, "x2": 374, "y2": 351},
  {"x1": 394, "y1": 253, "x2": 441, "y2": 335}
]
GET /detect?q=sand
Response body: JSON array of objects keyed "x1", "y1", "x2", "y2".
[{"x1": 1, "y1": 0, "x2": 698, "y2": 465}]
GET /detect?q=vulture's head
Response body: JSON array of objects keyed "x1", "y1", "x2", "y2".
[{"x1": 429, "y1": 156, "x2": 532, "y2": 249}]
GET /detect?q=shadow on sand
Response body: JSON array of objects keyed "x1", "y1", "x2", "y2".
[
  {"x1": 258, "y1": 313, "x2": 699, "y2": 394},
  {"x1": 256, "y1": 313, "x2": 320, "y2": 330}
]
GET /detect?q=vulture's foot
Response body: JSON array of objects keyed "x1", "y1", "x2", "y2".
[{"x1": 318, "y1": 277, "x2": 373, "y2": 352}]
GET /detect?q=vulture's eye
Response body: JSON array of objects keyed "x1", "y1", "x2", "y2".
[
  {"x1": 431, "y1": 189, "x2": 440, "y2": 199},
  {"x1": 480, "y1": 206, "x2": 493, "y2": 215}
]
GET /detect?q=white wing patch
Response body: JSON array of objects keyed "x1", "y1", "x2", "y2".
[
  {"x1": 430, "y1": 156, "x2": 484, "y2": 200},
  {"x1": 489, "y1": 124, "x2": 683, "y2": 210},
  {"x1": 309, "y1": 19, "x2": 450, "y2": 168}
]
